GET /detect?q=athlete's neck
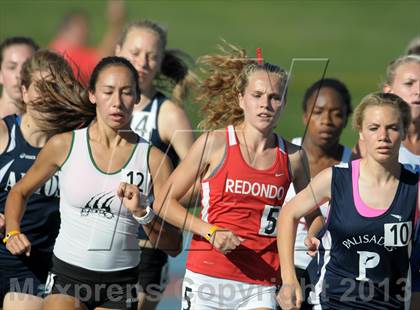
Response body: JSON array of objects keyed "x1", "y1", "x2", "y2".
[
  {"x1": 0, "y1": 95, "x2": 21, "y2": 119},
  {"x1": 236, "y1": 123, "x2": 275, "y2": 152},
  {"x1": 360, "y1": 156, "x2": 401, "y2": 186},
  {"x1": 89, "y1": 120, "x2": 136, "y2": 148},
  {"x1": 136, "y1": 85, "x2": 157, "y2": 111},
  {"x1": 303, "y1": 138, "x2": 342, "y2": 161},
  {"x1": 303, "y1": 138, "x2": 343, "y2": 177},
  {"x1": 20, "y1": 113, "x2": 49, "y2": 148}
]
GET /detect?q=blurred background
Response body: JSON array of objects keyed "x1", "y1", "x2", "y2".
[
  {"x1": 1, "y1": 0, "x2": 419, "y2": 146},
  {"x1": 1, "y1": 1, "x2": 419, "y2": 308}
]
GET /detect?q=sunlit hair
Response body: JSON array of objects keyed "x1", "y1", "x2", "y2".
[
  {"x1": 352, "y1": 92, "x2": 411, "y2": 138},
  {"x1": 117, "y1": 19, "x2": 197, "y2": 105},
  {"x1": 405, "y1": 36, "x2": 420, "y2": 56},
  {"x1": 196, "y1": 42, "x2": 288, "y2": 130},
  {"x1": 383, "y1": 54, "x2": 420, "y2": 88},
  {"x1": 20, "y1": 49, "x2": 95, "y2": 135}
]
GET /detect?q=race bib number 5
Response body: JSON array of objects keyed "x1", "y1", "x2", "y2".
[
  {"x1": 259, "y1": 205, "x2": 280, "y2": 236},
  {"x1": 384, "y1": 221, "x2": 412, "y2": 247}
]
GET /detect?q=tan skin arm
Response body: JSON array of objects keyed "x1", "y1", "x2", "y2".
[
  {"x1": 276, "y1": 167, "x2": 332, "y2": 310},
  {"x1": 153, "y1": 131, "x2": 243, "y2": 254},
  {"x1": 143, "y1": 146, "x2": 183, "y2": 257},
  {"x1": 4, "y1": 132, "x2": 72, "y2": 256},
  {"x1": 158, "y1": 100, "x2": 195, "y2": 160},
  {"x1": 287, "y1": 142, "x2": 324, "y2": 239},
  {"x1": 158, "y1": 100, "x2": 198, "y2": 207},
  {"x1": 96, "y1": 0, "x2": 126, "y2": 58}
]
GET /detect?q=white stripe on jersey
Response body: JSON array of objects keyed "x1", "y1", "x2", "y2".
[
  {"x1": 6, "y1": 123, "x2": 16, "y2": 152},
  {"x1": 227, "y1": 125, "x2": 237, "y2": 146},
  {"x1": 201, "y1": 181, "x2": 210, "y2": 222},
  {"x1": 309, "y1": 230, "x2": 332, "y2": 309}
]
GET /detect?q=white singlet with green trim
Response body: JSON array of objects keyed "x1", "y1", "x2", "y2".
[{"x1": 53, "y1": 127, "x2": 151, "y2": 272}]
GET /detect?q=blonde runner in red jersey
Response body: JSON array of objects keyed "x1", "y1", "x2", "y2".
[{"x1": 187, "y1": 125, "x2": 290, "y2": 285}]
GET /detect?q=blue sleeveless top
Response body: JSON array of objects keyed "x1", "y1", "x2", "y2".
[
  {"x1": 309, "y1": 162, "x2": 418, "y2": 309},
  {"x1": 131, "y1": 92, "x2": 179, "y2": 167},
  {"x1": 0, "y1": 115, "x2": 60, "y2": 261}
]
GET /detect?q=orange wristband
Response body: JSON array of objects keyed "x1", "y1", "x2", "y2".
[
  {"x1": 3, "y1": 230, "x2": 20, "y2": 244},
  {"x1": 204, "y1": 225, "x2": 219, "y2": 242}
]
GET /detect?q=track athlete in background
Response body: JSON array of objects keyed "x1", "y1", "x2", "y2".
[{"x1": 115, "y1": 19, "x2": 196, "y2": 310}]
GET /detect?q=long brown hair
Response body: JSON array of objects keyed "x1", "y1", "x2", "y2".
[
  {"x1": 196, "y1": 42, "x2": 288, "y2": 130},
  {"x1": 21, "y1": 49, "x2": 95, "y2": 136}
]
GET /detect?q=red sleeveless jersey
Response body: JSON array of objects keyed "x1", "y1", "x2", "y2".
[{"x1": 186, "y1": 125, "x2": 291, "y2": 285}]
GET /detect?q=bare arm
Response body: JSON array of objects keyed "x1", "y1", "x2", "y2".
[
  {"x1": 158, "y1": 100, "x2": 195, "y2": 160},
  {"x1": 159, "y1": 100, "x2": 198, "y2": 207},
  {"x1": 4, "y1": 132, "x2": 72, "y2": 255},
  {"x1": 143, "y1": 147, "x2": 183, "y2": 257},
  {"x1": 96, "y1": 0, "x2": 126, "y2": 58},
  {"x1": 153, "y1": 131, "x2": 242, "y2": 254},
  {"x1": 277, "y1": 167, "x2": 332, "y2": 309},
  {"x1": 287, "y1": 143, "x2": 324, "y2": 236}
]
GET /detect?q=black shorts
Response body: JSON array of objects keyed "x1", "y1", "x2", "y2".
[
  {"x1": 46, "y1": 255, "x2": 139, "y2": 310},
  {"x1": 138, "y1": 248, "x2": 168, "y2": 295},
  {"x1": 0, "y1": 251, "x2": 52, "y2": 306},
  {"x1": 296, "y1": 267, "x2": 313, "y2": 310},
  {"x1": 412, "y1": 224, "x2": 420, "y2": 292}
]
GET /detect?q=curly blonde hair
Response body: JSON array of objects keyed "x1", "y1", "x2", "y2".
[{"x1": 196, "y1": 43, "x2": 288, "y2": 130}]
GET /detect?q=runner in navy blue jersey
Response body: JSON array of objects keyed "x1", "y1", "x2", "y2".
[
  {"x1": 0, "y1": 49, "x2": 95, "y2": 309},
  {"x1": 278, "y1": 92, "x2": 419, "y2": 310}
]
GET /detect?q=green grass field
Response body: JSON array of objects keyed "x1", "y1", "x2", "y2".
[{"x1": 1, "y1": 0, "x2": 419, "y2": 146}]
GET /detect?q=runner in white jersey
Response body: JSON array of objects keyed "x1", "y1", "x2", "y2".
[
  {"x1": 4, "y1": 57, "x2": 181, "y2": 310},
  {"x1": 283, "y1": 78, "x2": 353, "y2": 309},
  {"x1": 399, "y1": 144, "x2": 420, "y2": 173},
  {"x1": 115, "y1": 20, "x2": 196, "y2": 310}
]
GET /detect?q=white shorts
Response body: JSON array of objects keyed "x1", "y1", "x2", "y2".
[{"x1": 181, "y1": 269, "x2": 277, "y2": 310}]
